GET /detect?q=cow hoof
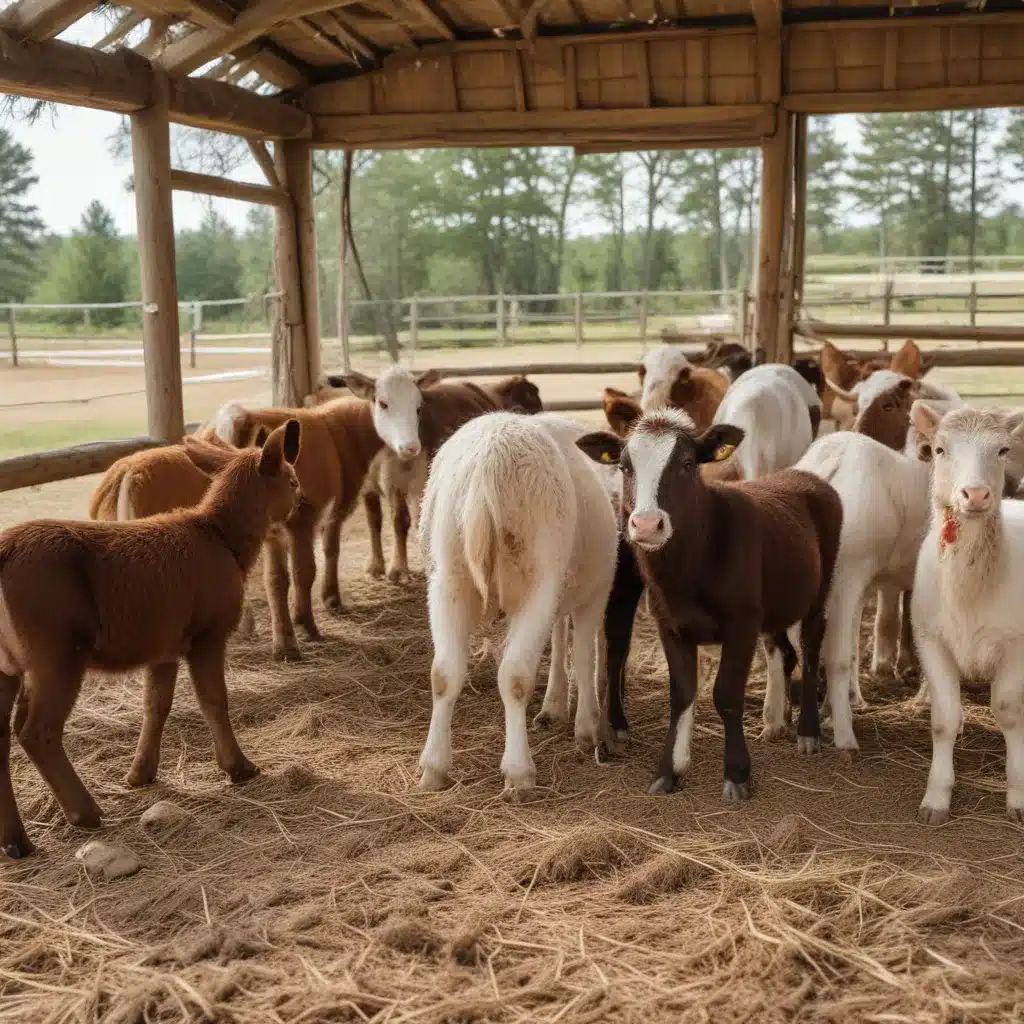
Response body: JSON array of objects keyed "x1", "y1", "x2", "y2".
[
  {"x1": 418, "y1": 768, "x2": 453, "y2": 792},
  {"x1": 323, "y1": 596, "x2": 348, "y2": 617},
  {"x1": 532, "y1": 709, "x2": 569, "y2": 731},
  {"x1": 273, "y1": 645, "x2": 302, "y2": 663},
  {"x1": 228, "y1": 760, "x2": 259, "y2": 784},
  {"x1": 797, "y1": 735, "x2": 821, "y2": 755},
  {"x1": 1008, "y1": 806, "x2": 1024, "y2": 825},
  {"x1": 759, "y1": 723, "x2": 788, "y2": 742},
  {"x1": 917, "y1": 804, "x2": 950, "y2": 826},
  {"x1": 4, "y1": 835, "x2": 35, "y2": 859},
  {"x1": 648, "y1": 775, "x2": 677, "y2": 796},
  {"x1": 387, "y1": 567, "x2": 410, "y2": 585},
  {"x1": 365, "y1": 560, "x2": 385, "y2": 578},
  {"x1": 722, "y1": 780, "x2": 750, "y2": 803}
]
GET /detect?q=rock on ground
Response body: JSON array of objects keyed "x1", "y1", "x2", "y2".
[
  {"x1": 140, "y1": 800, "x2": 190, "y2": 830},
  {"x1": 75, "y1": 840, "x2": 141, "y2": 880}
]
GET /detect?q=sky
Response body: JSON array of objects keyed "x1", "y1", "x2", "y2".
[{"x1": 5, "y1": 104, "x2": 865, "y2": 238}]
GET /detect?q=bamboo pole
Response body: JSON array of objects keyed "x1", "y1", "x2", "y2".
[
  {"x1": 131, "y1": 75, "x2": 184, "y2": 443},
  {"x1": 756, "y1": 112, "x2": 791, "y2": 362}
]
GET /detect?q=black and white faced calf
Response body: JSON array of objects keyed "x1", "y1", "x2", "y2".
[{"x1": 578, "y1": 409, "x2": 843, "y2": 801}]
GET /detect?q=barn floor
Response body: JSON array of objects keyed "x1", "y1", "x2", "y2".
[{"x1": 2, "y1": 478, "x2": 1023, "y2": 1023}]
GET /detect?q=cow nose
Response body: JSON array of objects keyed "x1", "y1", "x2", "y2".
[
  {"x1": 628, "y1": 511, "x2": 666, "y2": 544},
  {"x1": 397, "y1": 441, "x2": 421, "y2": 459},
  {"x1": 960, "y1": 485, "x2": 992, "y2": 512}
]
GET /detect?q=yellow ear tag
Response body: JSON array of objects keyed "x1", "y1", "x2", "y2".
[
  {"x1": 600, "y1": 451, "x2": 612, "y2": 463},
  {"x1": 714, "y1": 444, "x2": 735, "y2": 462}
]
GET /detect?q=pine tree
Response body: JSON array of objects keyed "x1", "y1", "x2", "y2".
[
  {"x1": 0, "y1": 129, "x2": 44, "y2": 302},
  {"x1": 805, "y1": 118, "x2": 846, "y2": 253}
]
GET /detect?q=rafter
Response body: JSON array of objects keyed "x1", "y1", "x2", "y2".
[
  {"x1": 0, "y1": 0, "x2": 96, "y2": 42},
  {"x1": 95, "y1": 9, "x2": 146, "y2": 50},
  {"x1": 159, "y1": 0, "x2": 347, "y2": 76},
  {"x1": 307, "y1": 10, "x2": 375, "y2": 61},
  {"x1": 522, "y1": 0, "x2": 556, "y2": 41},
  {"x1": 392, "y1": 0, "x2": 455, "y2": 41}
]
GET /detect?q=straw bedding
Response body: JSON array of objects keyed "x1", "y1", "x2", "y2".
[{"x1": 2, "y1": 522, "x2": 1023, "y2": 1023}]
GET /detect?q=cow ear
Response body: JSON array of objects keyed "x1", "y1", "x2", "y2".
[
  {"x1": 339, "y1": 372, "x2": 375, "y2": 401},
  {"x1": 283, "y1": 419, "x2": 301, "y2": 465},
  {"x1": 252, "y1": 425, "x2": 270, "y2": 448},
  {"x1": 637, "y1": 364, "x2": 647, "y2": 384},
  {"x1": 695, "y1": 424, "x2": 744, "y2": 464},
  {"x1": 415, "y1": 368, "x2": 443, "y2": 390},
  {"x1": 910, "y1": 400, "x2": 943, "y2": 439},
  {"x1": 576, "y1": 431, "x2": 625, "y2": 466}
]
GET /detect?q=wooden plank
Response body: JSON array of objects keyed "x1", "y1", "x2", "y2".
[
  {"x1": 797, "y1": 320, "x2": 1024, "y2": 343},
  {"x1": 784, "y1": 83, "x2": 1024, "y2": 113},
  {"x1": 393, "y1": 0, "x2": 454, "y2": 41},
  {"x1": 0, "y1": 437, "x2": 164, "y2": 494},
  {"x1": 564, "y1": 45, "x2": 577, "y2": 109},
  {"x1": 751, "y1": 0, "x2": 780, "y2": 103},
  {"x1": 312, "y1": 103, "x2": 776, "y2": 147},
  {"x1": 131, "y1": 80, "x2": 184, "y2": 444},
  {"x1": 0, "y1": 0, "x2": 95, "y2": 41},
  {"x1": 170, "y1": 167, "x2": 288, "y2": 206},
  {"x1": 95, "y1": 10, "x2": 147, "y2": 50},
  {"x1": 159, "y1": 0, "x2": 345, "y2": 76},
  {"x1": 757, "y1": 113, "x2": 790, "y2": 363},
  {"x1": 247, "y1": 138, "x2": 281, "y2": 188},
  {"x1": 637, "y1": 40, "x2": 651, "y2": 108},
  {"x1": 512, "y1": 48, "x2": 527, "y2": 112},
  {"x1": 285, "y1": 139, "x2": 322, "y2": 394},
  {"x1": 883, "y1": 29, "x2": 898, "y2": 90},
  {"x1": 0, "y1": 29, "x2": 311, "y2": 138}
]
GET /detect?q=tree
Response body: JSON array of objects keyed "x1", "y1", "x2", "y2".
[
  {"x1": 176, "y1": 209, "x2": 243, "y2": 302},
  {"x1": 0, "y1": 129, "x2": 44, "y2": 302},
  {"x1": 35, "y1": 201, "x2": 129, "y2": 322},
  {"x1": 805, "y1": 118, "x2": 846, "y2": 253}
]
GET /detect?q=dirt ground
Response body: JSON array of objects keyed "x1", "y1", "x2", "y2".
[
  {"x1": 3, "y1": 353, "x2": 1024, "y2": 1022},
  {"x1": 2, "y1": 462, "x2": 1024, "y2": 1023}
]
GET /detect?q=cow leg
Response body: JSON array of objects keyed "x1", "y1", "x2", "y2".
[{"x1": 363, "y1": 490, "x2": 385, "y2": 578}]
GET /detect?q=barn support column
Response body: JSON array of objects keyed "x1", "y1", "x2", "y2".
[
  {"x1": 131, "y1": 72, "x2": 184, "y2": 442},
  {"x1": 272, "y1": 139, "x2": 320, "y2": 406},
  {"x1": 778, "y1": 112, "x2": 808, "y2": 363},
  {"x1": 756, "y1": 109, "x2": 792, "y2": 363}
]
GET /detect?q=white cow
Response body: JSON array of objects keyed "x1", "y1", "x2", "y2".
[
  {"x1": 912, "y1": 403, "x2": 1024, "y2": 824},
  {"x1": 417, "y1": 412, "x2": 618, "y2": 795}
]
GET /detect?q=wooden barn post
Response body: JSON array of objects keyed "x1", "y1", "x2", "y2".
[
  {"x1": 272, "y1": 139, "x2": 320, "y2": 406},
  {"x1": 777, "y1": 112, "x2": 807, "y2": 362},
  {"x1": 756, "y1": 109, "x2": 792, "y2": 363},
  {"x1": 131, "y1": 71, "x2": 185, "y2": 442}
]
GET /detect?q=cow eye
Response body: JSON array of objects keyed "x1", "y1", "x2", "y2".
[
  {"x1": 999, "y1": 446, "x2": 1010, "y2": 457},
  {"x1": 379, "y1": 400, "x2": 389, "y2": 411},
  {"x1": 934, "y1": 446, "x2": 945, "y2": 456}
]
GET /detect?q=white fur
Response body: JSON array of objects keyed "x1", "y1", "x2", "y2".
[
  {"x1": 417, "y1": 412, "x2": 618, "y2": 793},
  {"x1": 371, "y1": 367, "x2": 425, "y2": 460},
  {"x1": 712, "y1": 363, "x2": 814, "y2": 481},
  {"x1": 913, "y1": 407, "x2": 1024, "y2": 823},
  {"x1": 116, "y1": 471, "x2": 134, "y2": 520},
  {"x1": 796, "y1": 431, "x2": 931, "y2": 750},
  {"x1": 640, "y1": 346, "x2": 690, "y2": 412},
  {"x1": 213, "y1": 401, "x2": 250, "y2": 446}
]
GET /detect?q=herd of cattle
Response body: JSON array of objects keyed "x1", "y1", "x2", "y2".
[{"x1": 0, "y1": 335, "x2": 1021, "y2": 859}]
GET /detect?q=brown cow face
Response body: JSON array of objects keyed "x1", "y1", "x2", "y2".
[
  {"x1": 502, "y1": 376, "x2": 543, "y2": 415},
  {"x1": 576, "y1": 409, "x2": 744, "y2": 552}
]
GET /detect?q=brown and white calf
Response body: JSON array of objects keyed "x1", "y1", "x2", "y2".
[
  {"x1": 0, "y1": 422, "x2": 301, "y2": 858},
  {"x1": 213, "y1": 366, "x2": 439, "y2": 659},
  {"x1": 638, "y1": 346, "x2": 729, "y2": 429},
  {"x1": 577, "y1": 409, "x2": 842, "y2": 799},
  {"x1": 333, "y1": 373, "x2": 543, "y2": 582}
]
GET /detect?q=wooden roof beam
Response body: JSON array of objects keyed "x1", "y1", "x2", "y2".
[
  {"x1": 0, "y1": 27, "x2": 311, "y2": 137},
  {"x1": 751, "y1": 0, "x2": 780, "y2": 103},
  {"x1": 159, "y1": 0, "x2": 353, "y2": 76},
  {"x1": 0, "y1": 0, "x2": 97, "y2": 41},
  {"x1": 392, "y1": 0, "x2": 455, "y2": 41},
  {"x1": 95, "y1": 9, "x2": 147, "y2": 50}
]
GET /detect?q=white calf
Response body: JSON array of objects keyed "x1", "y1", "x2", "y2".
[
  {"x1": 417, "y1": 412, "x2": 618, "y2": 794},
  {"x1": 912, "y1": 404, "x2": 1024, "y2": 824},
  {"x1": 711, "y1": 363, "x2": 815, "y2": 480},
  {"x1": 795, "y1": 430, "x2": 931, "y2": 749}
]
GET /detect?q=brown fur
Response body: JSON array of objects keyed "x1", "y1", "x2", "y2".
[
  {"x1": 853, "y1": 378, "x2": 915, "y2": 451},
  {"x1": 637, "y1": 362, "x2": 728, "y2": 432},
  {"x1": 602, "y1": 387, "x2": 740, "y2": 483},
  {"x1": 0, "y1": 422, "x2": 301, "y2": 859},
  {"x1": 362, "y1": 376, "x2": 544, "y2": 582},
  {"x1": 219, "y1": 398, "x2": 384, "y2": 660},
  {"x1": 690, "y1": 340, "x2": 753, "y2": 381},
  {"x1": 820, "y1": 339, "x2": 928, "y2": 422},
  {"x1": 577, "y1": 415, "x2": 842, "y2": 797}
]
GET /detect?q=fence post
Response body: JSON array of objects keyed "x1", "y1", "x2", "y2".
[
  {"x1": 190, "y1": 301, "x2": 201, "y2": 369},
  {"x1": 638, "y1": 290, "x2": 649, "y2": 353},
  {"x1": 6, "y1": 306, "x2": 16, "y2": 368},
  {"x1": 882, "y1": 278, "x2": 893, "y2": 352},
  {"x1": 496, "y1": 290, "x2": 506, "y2": 346},
  {"x1": 83, "y1": 307, "x2": 91, "y2": 335},
  {"x1": 410, "y1": 294, "x2": 419, "y2": 359},
  {"x1": 740, "y1": 290, "x2": 750, "y2": 347},
  {"x1": 969, "y1": 281, "x2": 978, "y2": 330},
  {"x1": 510, "y1": 298, "x2": 519, "y2": 343},
  {"x1": 574, "y1": 292, "x2": 584, "y2": 349}
]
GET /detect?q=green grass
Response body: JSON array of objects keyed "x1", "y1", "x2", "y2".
[{"x1": 0, "y1": 419, "x2": 147, "y2": 459}]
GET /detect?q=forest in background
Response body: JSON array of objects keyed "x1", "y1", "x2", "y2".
[{"x1": 3, "y1": 110, "x2": 1024, "y2": 330}]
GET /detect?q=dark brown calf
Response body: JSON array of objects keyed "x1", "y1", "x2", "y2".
[
  {"x1": 853, "y1": 378, "x2": 915, "y2": 451},
  {"x1": 578, "y1": 410, "x2": 842, "y2": 799},
  {"x1": 0, "y1": 422, "x2": 301, "y2": 858}
]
